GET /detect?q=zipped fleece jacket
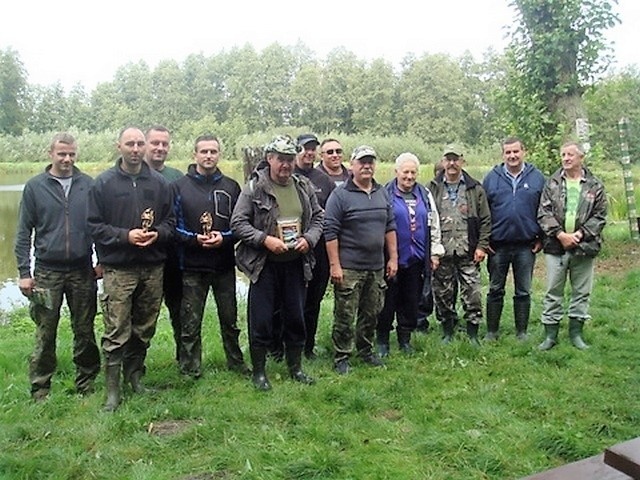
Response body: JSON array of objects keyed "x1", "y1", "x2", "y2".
[
  {"x1": 231, "y1": 169, "x2": 324, "y2": 284},
  {"x1": 537, "y1": 166, "x2": 607, "y2": 257},
  {"x1": 482, "y1": 162, "x2": 545, "y2": 246},
  {"x1": 15, "y1": 165, "x2": 94, "y2": 278},
  {"x1": 88, "y1": 159, "x2": 175, "y2": 266},
  {"x1": 429, "y1": 170, "x2": 492, "y2": 257},
  {"x1": 172, "y1": 164, "x2": 240, "y2": 273}
]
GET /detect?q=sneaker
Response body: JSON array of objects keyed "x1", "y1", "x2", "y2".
[
  {"x1": 334, "y1": 358, "x2": 350, "y2": 375},
  {"x1": 361, "y1": 353, "x2": 384, "y2": 367}
]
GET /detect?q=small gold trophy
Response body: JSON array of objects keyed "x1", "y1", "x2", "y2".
[
  {"x1": 141, "y1": 208, "x2": 155, "y2": 232},
  {"x1": 200, "y1": 211, "x2": 213, "y2": 237}
]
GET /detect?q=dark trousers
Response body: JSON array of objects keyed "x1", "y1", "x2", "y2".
[
  {"x1": 248, "y1": 259, "x2": 306, "y2": 349},
  {"x1": 377, "y1": 261, "x2": 423, "y2": 337},
  {"x1": 303, "y1": 240, "x2": 330, "y2": 353},
  {"x1": 163, "y1": 250, "x2": 183, "y2": 358}
]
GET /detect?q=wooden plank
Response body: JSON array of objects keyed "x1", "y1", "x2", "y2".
[
  {"x1": 605, "y1": 438, "x2": 640, "y2": 479},
  {"x1": 521, "y1": 453, "x2": 633, "y2": 480}
]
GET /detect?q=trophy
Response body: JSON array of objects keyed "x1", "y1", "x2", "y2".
[
  {"x1": 200, "y1": 211, "x2": 213, "y2": 237},
  {"x1": 140, "y1": 208, "x2": 155, "y2": 232}
]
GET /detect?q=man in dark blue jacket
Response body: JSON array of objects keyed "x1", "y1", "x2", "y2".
[
  {"x1": 482, "y1": 137, "x2": 545, "y2": 341},
  {"x1": 88, "y1": 126, "x2": 175, "y2": 411},
  {"x1": 172, "y1": 134, "x2": 248, "y2": 378},
  {"x1": 15, "y1": 133, "x2": 101, "y2": 401}
]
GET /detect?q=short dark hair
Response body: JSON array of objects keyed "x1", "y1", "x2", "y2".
[
  {"x1": 145, "y1": 125, "x2": 171, "y2": 137},
  {"x1": 320, "y1": 138, "x2": 341, "y2": 149},
  {"x1": 194, "y1": 134, "x2": 220, "y2": 151},
  {"x1": 502, "y1": 137, "x2": 525, "y2": 151},
  {"x1": 118, "y1": 126, "x2": 144, "y2": 141}
]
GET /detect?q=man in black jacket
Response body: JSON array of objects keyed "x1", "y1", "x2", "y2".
[
  {"x1": 172, "y1": 134, "x2": 248, "y2": 378},
  {"x1": 88, "y1": 126, "x2": 175, "y2": 411},
  {"x1": 15, "y1": 132, "x2": 101, "y2": 401}
]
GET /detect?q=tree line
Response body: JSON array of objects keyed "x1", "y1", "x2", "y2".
[{"x1": 0, "y1": 1, "x2": 637, "y2": 170}]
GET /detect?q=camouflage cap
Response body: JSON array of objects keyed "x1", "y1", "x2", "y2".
[
  {"x1": 443, "y1": 144, "x2": 463, "y2": 157},
  {"x1": 351, "y1": 145, "x2": 377, "y2": 162},
  {"x1": 265, "y1": 135, "x2": 300, "y2": 155}
]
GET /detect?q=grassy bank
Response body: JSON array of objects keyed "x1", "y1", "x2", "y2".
[{"x1": 1, "y1": 235, "x2": 639, "y2": 479}]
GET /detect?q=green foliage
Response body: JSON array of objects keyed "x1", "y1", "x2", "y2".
[{"x1": 0, "y1": 47, "x2": 28, "y2": 135}]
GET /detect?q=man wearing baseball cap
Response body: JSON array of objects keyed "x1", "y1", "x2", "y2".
[
  {"x1": 429, "y1": 144, "x2": 491, "y2": 346},
  {"x1": 231, "y1": 135, "x2": 324, "y2": 390},
  {"x1": 324, "y1": 145, "x2": 398, "y2": 374}
]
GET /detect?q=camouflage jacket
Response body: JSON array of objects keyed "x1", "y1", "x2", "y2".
[{"x1": 537, "y1": 167, "x2": 607, "y2": 257}]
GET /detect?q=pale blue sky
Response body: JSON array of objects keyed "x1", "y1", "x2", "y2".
[{"x1": 1, "y1": 0, "x2": 637, "y2": 91}]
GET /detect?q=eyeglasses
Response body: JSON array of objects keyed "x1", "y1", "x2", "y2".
[{"x1": 323, "y1": 149, "x2": 343, "y2": 155}]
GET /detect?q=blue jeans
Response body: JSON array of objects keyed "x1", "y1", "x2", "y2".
[
  {"x1": 541, "y1": 252, "x2": 594, "y2": 324},
  {"x1": 487, "y1": 244, "x2": 536, "y2": 302}
]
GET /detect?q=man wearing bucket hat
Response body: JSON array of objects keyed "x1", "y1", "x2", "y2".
[
  {"x1": 429, "y1": 144, "x2": 491, "y2": 346},
  {"x1": 324, "y1": 145, "x2": 398, "y2": 374},
  {"x1": 231, "y1": 135, "x2": 324, "y2": 391}
]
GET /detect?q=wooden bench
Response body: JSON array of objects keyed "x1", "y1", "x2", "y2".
[
  {"x1": 521, "y1": 453, "x2": 633, "y2": 479},
  {"x1": 605, "y1": 437, "x2": 640, "y2": 479}
]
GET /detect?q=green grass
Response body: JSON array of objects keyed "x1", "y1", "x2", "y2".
[{"x1": 1, "y1": 238, "x2": 639, "y2": 479}]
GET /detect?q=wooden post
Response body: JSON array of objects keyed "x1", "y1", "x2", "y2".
[
  {"x1": 241, "y1": 146, "x2": 265, "y2": 182},
  {"x1": 617, "y1": 118, "x2": 640, "y2": 241}
]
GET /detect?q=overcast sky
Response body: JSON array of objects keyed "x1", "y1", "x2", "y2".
[{"x1": 1, "y1": 0, "x2": 637, "y2": 91}]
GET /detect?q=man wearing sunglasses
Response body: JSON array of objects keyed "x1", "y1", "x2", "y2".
[{"x1": 318, "y1": 138, "x2": 350, "y2": 187}]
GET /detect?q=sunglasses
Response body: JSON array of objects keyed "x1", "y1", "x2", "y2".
[{"x1": 323, "y1": 148, "x2": 343, "y2": 155}]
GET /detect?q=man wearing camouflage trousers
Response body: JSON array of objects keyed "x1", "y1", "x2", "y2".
[
  {"x1": 429, "y1": 145, "x2": 491, "y2": 345},
  {"x1": 88, "y1": 127, "x2": 175, "y2": 411},
  {"x1": 15, "y1": 132, "x2": 101, "y2": 401}
]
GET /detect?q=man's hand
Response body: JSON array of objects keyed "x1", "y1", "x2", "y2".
[
  {"x1": 330, "y1": 263, "x2": 344, "y2": 286},
  {"x1": 386, "y1": 258, "x2": 398, "y2": 279},
  {"x1": 293, "y1": 237, "x2": 310, "y2": 254},
  {"x1": 198, "y1": 231, "x2": 223, "y2": 249},
  {"x1": 263, "y1": 235, "x2": 289, "y2": 255},
  {"x1": 473, "y1": 248, "x2": 487, "y2": 264},
  {"x1": 128, "y1": 228, "x2": 159, "y2": 247},
  {"x1": 430, "y1": 256, "x2": 440, "y2": 271},
  {"x1": 18, "y1": 277, "x2": 35, "y2": 297},
  {"x1": 557, "y1": 231, "x2": 580, "y2": 250},
  {"x1": 532, "y1": 239, "x2": 543, "y2": 254}
]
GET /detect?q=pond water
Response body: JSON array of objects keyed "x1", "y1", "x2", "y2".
[{"x1": 0, "y1": 169, "x2": 251, "y2": 315}]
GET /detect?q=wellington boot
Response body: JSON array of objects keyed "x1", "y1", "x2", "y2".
[
  {"x1": 103, "y1": 365, "x2": 121, "y2": 412},
  {"x1": 441, "y1": 318, "x2": 455, "y2": 344},
  {"x1": 376, "y1": 330, "x2": 390, "y2": 358},
  {"x1": 397, "y1": 329, "x2": 414, "y2": 354},
  {"x1": 538, "y1": 323, "x2": 559, "y2": 351},
  {"x1": 129, "y1": 370, "x2": 155, "y2": 394},
  {"x1": 285, "y1": 347, "x2": 315, "y2": 385},
  {"x1": 484, "y1": 299, "x2": 503, "y2": 341},
  {"x1": 569, "y1": 318, "x2": 589, "y2": 350},
  {"x1": 514, "y1": 298, "x2": 531, "y2": 341},
  {"x1": 466, "y1": 322, "x2": 481, "y2": 347},
  {"x1": 250, "y1": 346, "x2": 272, "y2": 391}
]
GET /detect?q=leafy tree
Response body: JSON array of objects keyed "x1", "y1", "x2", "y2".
[
  {"x1": 26, "y1": 82, "x2": 67, "y2": 133},
  {"x1": 500, "y1": 0, "x2": 619, "y2": 171},
  {"x1": 0, "y1": 48, "x2": 28, "y2": 135},
  {"x1": 351, "y1": 59, "x2": 397, "y2": 136}
]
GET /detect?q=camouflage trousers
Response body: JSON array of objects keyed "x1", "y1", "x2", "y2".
[
  {"x1": 433, "y1": 254, "x2": 483, "y2": 325},
  {"x1": 29, "y1": 266, "x2": 100, "y2": 394},
  {"x1": 100, "y1": 264, "x2": 163, "y2": 380},
  {"x1": 332, "y1": 269, "x2": 386, "y2": 362},
  {"x1": 179, "y1": 269, "x2": 244, "y2": 376}
]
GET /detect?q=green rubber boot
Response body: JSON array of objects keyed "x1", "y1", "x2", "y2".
[{"x1": 538, "y1": 323, "x2": 559, "y2": 351}]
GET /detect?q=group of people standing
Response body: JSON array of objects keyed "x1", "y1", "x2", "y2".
[{"x1": 15, "y1": 129, "x2": 607, "y2": 411}]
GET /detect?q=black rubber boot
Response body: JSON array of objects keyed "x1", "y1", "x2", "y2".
[
  {"x1": 397, "y1": 329, "x2": 414, "y2": 354},
  {"x1": 466, "y1": 322, "x2": 481, "y2": 347},
  {"x1": 376, "y1": 330, "x2": 390, "y2": 358},
  {"x1": 441, "y1": 318, "x2": 455, "y2": 344},
  {"x1": 484, "y1": 299, "x2": 503, "y2": 341},
  {"x1": 514, "y1": 298, "x2": 531, "y2": 341},
  {"x1": 569, "y1": 318, "x2": 589, "y2": 350},
  {"x1": 285, "y1": 346, "x2": 315, "y2": 385},
  {"x1": 103, "y1": 364, "x2": 121, "y2": 412},
  {"x1": 538, "y1": 323, "x2": 559, "y2": 351},
  {"x1": 250, "y1": 346, "x2": 272, "y2": 391}
]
